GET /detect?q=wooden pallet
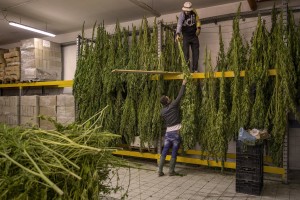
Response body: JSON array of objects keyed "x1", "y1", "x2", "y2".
[{"x1": 4, "y1": 78, "x2": 19, "y2": 84}]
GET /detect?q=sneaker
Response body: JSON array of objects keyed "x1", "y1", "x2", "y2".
[
  {"x1": 158, "y1": 172, "x2": 165, "y2": 177},
  {"x1": 193, "y1": 70, "x2": 198, "y2": 73}
]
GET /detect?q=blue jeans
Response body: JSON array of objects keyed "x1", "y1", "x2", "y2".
[{"x1": 161, "y1": 130, "x2": 181, "y2": 159}]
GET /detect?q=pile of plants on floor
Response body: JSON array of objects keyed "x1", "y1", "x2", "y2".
[
  {"x1": 74, "y1": 6, "x2": 300, "y2": 167},
  {"x1": 0, "y1": 108, "x2": 129, "y2": 199}
]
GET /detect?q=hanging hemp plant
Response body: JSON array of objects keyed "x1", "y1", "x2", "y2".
[
  {"x1": 287, "y1": 10, "x2": 300, "y2": 103},
  {"x1": 91, "y1": 24, "x2": 109, "y2": 119},
  {"x1": 296, "y1": 19, "x2": 300, "y2": 103},
  {"x1": 248, "y1": 16, "x2": 270, "y2": 129},
  {"x1": 112, "y1": 27, "x2": 129, "y2": 135},
  {"x1": 102, "y1": 22, "x2": 124, "y2": 133},
  {"x1": 74, "y1": 23, "x2": 102, "y2": 123},
  {"x1": 120, "y1": 26, "x2": 139, "y2": 144},
  {"x1": 227, "y1": 5, "x2": 248, "y2": 139},
  {"x1": 265, "y1": 12, "x2": 297, "y2": 166},
  {"x1": 177, "y1": 41, "x2": 197, "y2": 150},
  {"x1": 137, "y1": 18, "x2": 153, "y2": 147},
  {"x1": 148, "y1": 19, "x2": 164, "y2": 148},
  {"x1": 215, "y1": 71, "x2": 229, "y2": 170},
  {"x1": 215, "y1": 26, "x2": 229, "y2": 170},
  {"x1": 162, "y1": 25, "x2": 181, "y2": 100},
  {"x1": 200, "y1": 47, "x2": 218, "y2": 160}
]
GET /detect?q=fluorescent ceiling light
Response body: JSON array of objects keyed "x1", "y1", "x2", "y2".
[{"x1": 9, "y1": 21, "x2": 56, "y2": 37}]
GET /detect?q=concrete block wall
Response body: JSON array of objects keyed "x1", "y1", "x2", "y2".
[
  {"x1": 0, "y1": 96, "x2": 19, "y2": 126},
  {"x1": 20, "y1": 95, "x2": 39, "y2": 127},
  {"x1": 39, "y1": 95, "x2": 57, "y2": 130},
  {"x1": 56, "y1": 94, "x2": 75, "y2": 125},
  {"x1": 0, "y1": 94, "x2": 75, "y2": 129}
]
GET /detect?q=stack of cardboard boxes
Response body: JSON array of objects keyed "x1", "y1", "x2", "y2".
[
  {"x1": 4, "y1": 47, "x2": 21, "y2": 82},
  {"x1": 0, "y1": 49, "x2": 8, "y2": 82},
  {"x1": 20, "y1": 38, "x2": 62, "y2": 81}
]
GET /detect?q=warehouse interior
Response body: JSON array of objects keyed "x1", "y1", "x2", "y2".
[{"x1": 0, "y1": 0, "x2": 300, "y2": 199}]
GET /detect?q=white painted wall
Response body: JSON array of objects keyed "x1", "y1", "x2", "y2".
[{"x1": 62, "y1": 45, "x2": 76, "y2": 94}]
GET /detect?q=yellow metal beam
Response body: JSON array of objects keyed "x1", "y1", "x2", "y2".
[
  {"x1": 162, "y1": 69, "x2": 277, "y2": 80},
  {"x1": 113, "y1": 150, "x2": 159, "y2": 159},
  {"x1": 112, "y1": 150, "x2": 284, "y2": 175},
  {"x1": 181, "y1": 149, "x2": 273, "y2": 163},
  {"x1": 112, "y1": 69, "x2": 181, "y2": 75},
  {"x1": 0, "y1": 80, "x2": 73, "y2": 88}
]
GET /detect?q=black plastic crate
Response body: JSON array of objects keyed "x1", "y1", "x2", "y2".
[
  {"x1": 236, "y1": 165, "x2": 263, "y2": 175},
  {"x1": 236, "y1": 179, "x2": 263, "y2": 195},
  {"x1": 236, "y1": 169, "x2": 263, "y2": 182},
  {"x1": 236, "y1": 140, "x2": 263, "y2": 155},
  {"x1": 236, "y1": 154, "x2": 263, "y2": 169}
]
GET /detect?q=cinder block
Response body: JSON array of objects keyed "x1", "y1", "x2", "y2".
[
  {"x1": 57, "y1": 116, "x2": 75, "y2": 125},
  {"x1": 57, "y1": 95, "x2": 74, "y2": 107},
  {"x1": 20, "y1": 106, "x2": 38, "y2": 117},
  {"x1": 4, "y1": 96, "x2": 19, "y2": 107},
  {"x1": 40, "y1": 106, "x2": 56, "y2": 116},
  {"x1": 6, "y1": 115, "x2": 18, "y2": 126},
  {"x1": 20, "y1": 116, "x2": 39, "y2": 127},
  {"x1": 40, "y1": 118, "x2": 56, "y2": 130},
  {"x1": 57, "y1": 106, "x2": 75, "y2": 118},
  {"x1": 0, "y1": 115, "x2": 5, "y2": 123},
  {"x1": 21, "y1": 95, "x2": 39, "y2": 106},
  {"x1": 39, "y1": 95, "x2": 56, "y2": 107},
  {"x1": 0, "y1": 97, "x2": 4, "y2": 106},
  {"x1": 3, "y1": 106, "x2": 18, "y2": 115}
]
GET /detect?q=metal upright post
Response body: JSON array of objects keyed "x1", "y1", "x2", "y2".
[
  {"x1": 157, "y1": 20, "x2": 162, "y2": 59},
  {"x1": 76, "y1": 35, "x2": 81, "y2": 62},
  {"x1": 282, "y1": 0, "x2": 289, "y2": 184},
  {"x1": 18, "y1": 86, "x2": 22, "y2": 126},
  {"x1": 157, "y1": 21, "x2": 163, "y2": 160},
  {"x1": 74, "y1": 35, "x2": 81, "y2": 122}
]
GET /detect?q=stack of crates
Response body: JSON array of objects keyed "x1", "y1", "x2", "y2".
[
  {"x1": 4, "y1": 47, "x2": 21, "y2": 82},
  {"x1": 0, "y1": 49, "x2": 8, "y2": 82},
  {"x1": 236, "y1": 140, "x2": 264, "y2": 195},
  {"x1": 20, "y1": 38, "x2": 62, "y2": 81}
]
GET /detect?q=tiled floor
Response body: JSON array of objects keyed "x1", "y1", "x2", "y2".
[{"x1": 104, "y1": 159, "x2": 300, "y2": 200}]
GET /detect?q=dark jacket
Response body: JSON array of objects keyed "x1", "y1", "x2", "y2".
[
  {"x1": 176, "y1": 9, "x2": 201, "y2": 37},
  {"x1": 160, "y1": 85, "x2": 186, "y2": 127}
]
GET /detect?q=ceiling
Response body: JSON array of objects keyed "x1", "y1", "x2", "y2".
[
  {"x1": 0, "y1": 0, "x2": 247, "y2": 46},
  {"x1": 0, "y1": 0, "x2": 299, "y2": 46}
]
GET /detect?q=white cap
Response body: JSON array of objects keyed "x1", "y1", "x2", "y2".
[{"x1": 182, "y1": 2, "x2": 193, "y2": 11}]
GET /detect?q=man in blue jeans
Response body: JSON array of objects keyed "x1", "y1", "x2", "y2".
[{"x1": 159, "y1": 79, "x2": 187, "y2": 176}]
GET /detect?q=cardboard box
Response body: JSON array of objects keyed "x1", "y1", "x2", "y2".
[{"x1": 20, "y1": 38, "x2": 62, "y2": 81}]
